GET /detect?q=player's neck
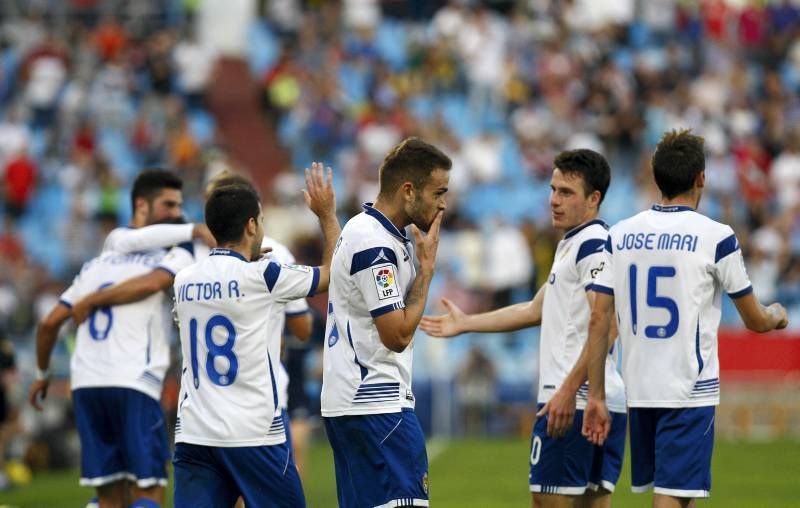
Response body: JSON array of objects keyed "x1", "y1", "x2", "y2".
[
  {"x1": 660, "y1": 192, "x2": 698, "y2": 210},
  {"x1": 218, "y1": 242, "x2": 253, "y2": 261},
  {"x1": 372, "y1": 198, "x2": 408, "y2": 231}
]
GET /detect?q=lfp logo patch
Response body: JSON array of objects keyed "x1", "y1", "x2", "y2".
[{"x1": 372, "y1": 265, "x2": 399, "y2": 300}]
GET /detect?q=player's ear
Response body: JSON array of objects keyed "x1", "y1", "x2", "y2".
[
  {"x1": 245, "y1": 217, "x2": 257, "y2": 236},
  {"x1": 401, "y1": 181, "x2": 415, "y2": 203},
  {"x1": 695, "y1": 170, "x2": 705, "y2": 190}
]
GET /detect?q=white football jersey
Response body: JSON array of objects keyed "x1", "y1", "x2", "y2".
[
  {"x1": 60, "y1": 250, "x2": 171, "y2": 401},
  {"x1": 593, "y1": 204, "x2": 753, "y2": 408},
  {"x1": 321, "y1": 204, "x2": 416, "y2": 417},
  {"x1": 539, "y1": 220, "x2": 626, "y2": 413},
  {"x1": 159, "y1": 236, "x2": 309, "y2": 410},
  {"x1": 173, "y1": 248, "x2": 319, "y2": 446}
]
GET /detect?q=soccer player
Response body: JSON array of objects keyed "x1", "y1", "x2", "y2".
[
  {"x1": 171, "y1": 165, "x2": 338, "y2": 507},
  {"x1": 420, "y1": 149, "x2": 626, "y2": 508},
  {"x1": 321, "y1": 137, "x2": 450, "y2": 508},
  {"x1": 582, "y1": 130, "x2": 788, "y2": 507},
  {"x1": 27, "y1": 170, "x2": 208, "y2": 508}
]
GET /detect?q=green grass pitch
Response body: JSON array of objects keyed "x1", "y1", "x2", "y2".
[{"x1": 3, "y1": 438, "x2": 799, "y2": 507}]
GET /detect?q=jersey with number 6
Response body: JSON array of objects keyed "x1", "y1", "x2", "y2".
[
  {"x1": 59, "y1": 249, "x2": 171, "y2": 401},
  {"x1": 592, "y1": 205, "x2": 753, "y2": 408},
  {"x1": 173, "y1": 248, "x2": 319, "y2": 447}
]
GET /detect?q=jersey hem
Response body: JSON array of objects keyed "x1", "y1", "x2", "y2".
[
  {"x1": 70, "y1": 382, "x2": 161, "y2": 402},
  {"x1": 626, "y1": 399, "x2": 718, "y2": 408},
  {"x1": 375, "y1": 498, "x2": 429, "y2": 507},
  {"x1": 654, "y1": 487, "x2": 710, "y2": 498},
  {"x1": 530, "y1": 484, "x2": 587, "y2": 495},
  {"x1": 321, "y1": 405, "x2": 406, "y2": 417},
  {"x1": 587, "y1": 480, "x2": 616, "y2": 493},
  {"x1": 175, "y1": 434, "x2": 286, "y2": 447}
]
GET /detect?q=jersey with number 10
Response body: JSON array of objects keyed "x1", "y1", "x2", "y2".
[
  {"x1": 592, "y1": 205, "x2": 753, "y2": 408},
  {"x1": 173, "y1": 248, "x2": 319, "y2": 447}
]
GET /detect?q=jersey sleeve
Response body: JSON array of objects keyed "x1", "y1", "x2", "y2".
[
  {"x1": 157, "y1": 243, "x2": 196, "y2": 275},
  {"x1": 59, "y1": 269, "x2": 86, "y2": 308},
  {"x1": 102, "y1": 224, "x2": 194, "y2": 253},
  {"x1": 263, "y1": 240, "x2": 311, "y2": 315},
  {"x1": 576, "y1": 234, "x2": 609, "y2": 292},
  {"x1": 261, "y1": 261, "x2": 320, "y2": 303},
  {"x1": 350, "y1": 243, "x2": 405, "y2": 318},
  {"x1": 713, "y1": 229, "x2": 753, "y2": 299},
  {"x1": 590, "y1": 234, "x2": 615, "y2": 296}
]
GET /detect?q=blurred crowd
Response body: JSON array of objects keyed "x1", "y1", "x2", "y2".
[{"x1": 0, "y1": 0, "x2": 798, "y2": 480}]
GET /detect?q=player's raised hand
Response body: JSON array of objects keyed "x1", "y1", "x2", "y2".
[
  {"x1": 537, "y1": 386, "x2": 577, "y2": 439},
  {"x1": 303, "y1": 162, "x2": 336, "y2": 219},
  {"x1": 191, "y1": 224, "x2": 217, "y2": 248},
  {"x1": 28, "y1": 379, "x2": 49, "y2": 411},
  {"x1": 420, "y1": 297, "x2": 466, "y2": 337},
  {"x1": 581, "y1": 397, "x2": 610, "y2": 446},
  {"x1": 410, "y1": 209, "x2": 443, "y2": 276}
]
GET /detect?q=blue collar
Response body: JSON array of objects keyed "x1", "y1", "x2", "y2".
[
  {"x1": 564, "y1": 219, "x2": 608, "y2": 240},
  {"x1": 209, "y1": 248, "x2": 248, "y2": 262},
  {"x1": 652, "y1": 204, "x2": 694, "y2": 213},
  {"x1": 362, "y1": 203, "x2": 410, "y2": 243}
]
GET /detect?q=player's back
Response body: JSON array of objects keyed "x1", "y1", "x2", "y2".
[
  {"x1": 321, "y1": 204, "x2": 416, "y2": 417},
  {"x1": 173, "y1": 248, "x2": 319, "y2": 446},
  {"x1": 61, "y1": 249, "x2": 171, "y2": 400},
  {"x1": 598, "y1": 205, "x2": 752, "y2": 407}
]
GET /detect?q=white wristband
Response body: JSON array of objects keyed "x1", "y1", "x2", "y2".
[{"x1": 35, "y1": 367, "x2": 51, "y2": 381}]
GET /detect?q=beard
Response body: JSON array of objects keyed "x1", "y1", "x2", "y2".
[
  {"x1": 407, "y1": 200, "x2": 434, "y2": 233},
  {"x1": 150, "y1": 216, "x2": 186, "y2": 225}
]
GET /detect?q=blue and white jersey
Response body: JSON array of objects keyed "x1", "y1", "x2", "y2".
[
  {"x1": 102, "y1": 224, "x2": 195, "y2": 254},
  {"x1": 60, "y1": 250, "x2": 171, "y2": 401},
  {"x1": 321, "y1": 203, "x2": 416, "y2": 417},
  {"x1": 173, "y1": 248, "x2": 319, "y2": 447},
  {"x1": 159, "y1": 235, "x2": 309, "y2": 409},
  {"x1": 539, "y1": 220, "x2": 626, "y2": 413},
  {"x1": 593, "y1": 205, "x2": 753, "y2": 408}
]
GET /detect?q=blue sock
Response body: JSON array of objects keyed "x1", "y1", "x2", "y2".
[{"x1": 129, "y1": 498, "x2": 160, "y2": 508}]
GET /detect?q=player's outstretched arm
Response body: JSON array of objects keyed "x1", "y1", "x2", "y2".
[
  {"x1": 419, "y1": 284, "x2": 545, "y2": 337},
  {"x1": 28, "y1": 303, "x2": 71, "y2": 410},
  {"x1": 581, "y1": 291, "x2": 614, "y2": 445},
  {"x1": 72, "y1": 270, "x2": 175, "y2": 325},
  {"x1": 732, "y1": 293, "x2": 789, "y2": 332},
  {"x1": 303, "y1": 162, "x2": 340, "y2": 294},
  {"x1": 373, "y1": 211, "x2": 443, "y2": 353},
  {"x1": 104, "y1": 223, "x2": 216, "y2": 253}
]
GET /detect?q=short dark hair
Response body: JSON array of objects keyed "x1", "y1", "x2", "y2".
[
  {"x1": 378, "y1": 138, "x2": 452, "y2": 198},
  {"x1": 205, "y1": 185, "x2": 261, "y2": 245},
  {"x1": 130, "y1": 170, "x2": 183, "y2": 211},
  {"x1": 207, "y1": 171, "x2": 257, "y2": 197},
  {"x1": 553, "y1": 149, "x2": 611, "y2": 204},
  {"x1": 652, "y1": 129, "x2": 705, "y2": 199}
]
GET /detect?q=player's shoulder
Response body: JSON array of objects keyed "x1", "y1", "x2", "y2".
[
  {"x1": 341, "y1": 213, "x2": 395, "y2": 252},
  {"x1": 261, "y1": 235, "x2": 295, "y2": 264}
]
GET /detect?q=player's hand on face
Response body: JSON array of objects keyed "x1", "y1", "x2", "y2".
[
  {"x1": 420, "y1": 297, "x2": 466, "y2": 338},
  {"x1": 303, "y1": 162, "x2": 336, "y2": 219},
  {"x1": 72, "y1": 296, "x2": 94, "y2": 325},
  {"x1": 537, "y1": 387, "x2": 576, "y2": 439},
  {"x1": 581, "y1": 397, "x2": 610, "y2": 446},
  {"x1": 192, "y1": 224, "x2": 217, "y2": 248},
  {"x1": 410, "y1": 210, "x2": 443, "y2": 276},
  {"x1": 28, "y1": 379, "x2": 49, "y2": 411},
  {"x1": 768, "y1": 303, "x2": 789, "y2": 330}
]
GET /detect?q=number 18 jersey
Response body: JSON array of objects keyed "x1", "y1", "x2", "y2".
[
  {"x1": 173, "y1": 248, "x2": 319, "y2": 447},
  {"x1": 592, "y1": 205, "x2": 753, "y2": 408}
]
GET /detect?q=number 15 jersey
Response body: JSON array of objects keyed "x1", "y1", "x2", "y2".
[
  {"x1": 592, "y1": 205, "x2": 753, "y2": 408},
  {"x1": 173, "y1": 248, "x2": 319, "y2": 447}
]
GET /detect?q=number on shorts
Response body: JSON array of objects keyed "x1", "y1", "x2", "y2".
[{"x1": 530, "y1": 436, "x2": 542, "y2": 465}]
